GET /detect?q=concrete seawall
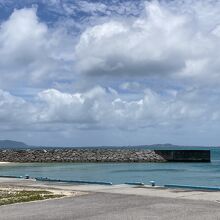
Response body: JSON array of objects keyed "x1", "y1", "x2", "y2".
[
  {"x1": 0, "y1": 149, "x2": 211, "y2": 163},
  {"x1": 155, "y1": 150, "x2": 211, "y2": 162}
]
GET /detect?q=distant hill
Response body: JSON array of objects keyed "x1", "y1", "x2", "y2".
[
  {"x1": 0, "y1": 141, "x2": 214, "y2": 149},
  {"x1": 0, "y1": 140, "x2": 28, "y2": 148},
  {"x1": 132, "y1": 143, "x2": 213, "y2": 150}
]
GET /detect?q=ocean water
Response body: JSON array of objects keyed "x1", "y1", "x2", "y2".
[{"x1": 0, "y1": 149, "x2": 220, "y2": 187}]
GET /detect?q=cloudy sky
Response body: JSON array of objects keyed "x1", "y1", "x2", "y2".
[{"x1": 0, "y1": 0, "x2": 220, "y2": 146}]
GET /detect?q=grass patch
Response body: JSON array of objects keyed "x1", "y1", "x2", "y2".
[{"x1": 0, "y1": 190, "x2": 64, "y2": 206}]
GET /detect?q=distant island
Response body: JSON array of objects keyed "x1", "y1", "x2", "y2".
[
  {"x1": 0, "y1": 140, "x2": 214, "y2": 149},
  {"x1": 0, "y1": 140, "x2": 28, "y2": 148}
]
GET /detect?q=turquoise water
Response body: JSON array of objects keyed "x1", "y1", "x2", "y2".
[{"x1": 0, "y1": 149, "x2": 220, "y2": 186}]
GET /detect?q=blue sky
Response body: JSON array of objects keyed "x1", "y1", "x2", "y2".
[{"x1": 0, "y1": 0, "x2": 220, "y2": 146}]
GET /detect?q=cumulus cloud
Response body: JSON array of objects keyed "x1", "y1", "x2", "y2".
[
  {"x1": 37, "y1": 87, "x2": 106, "y2": 125},
  {"x1": 2, "y1": 2, "x2": 220, "y2": 89},
  {"x1": 0, "y1": 86, "x2": 218, "y2": 131},
  {"x1": 1, "y1": 1, "x2": 220, "y2": 145},
  {"x1": 75, "y1": 2, "x2": 186, "y2": 77},
  {"x1": 75, "y1": 1, "x2": 220, "y2": 85},
  {"x1": 0, "y1": 8, "x2": 74, "y2": 88},
  {"x1": 0, "y1": 90, "x2": 36, "y2": 131},
  {"x1": 0, "y1": 83, "x2": 220, "y2": 145}
]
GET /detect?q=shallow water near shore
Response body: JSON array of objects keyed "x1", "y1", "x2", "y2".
[{"x1": 0, "y1": 149, "x2": 220, "y2": 186}]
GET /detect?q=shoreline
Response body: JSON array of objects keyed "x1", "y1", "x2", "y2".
[
  {"x1": 0, "y1": 177, "x2": 220, "y2": 202},
  {"x1": 1, "y1": 180, "x2": 220, "y2": 220},
  {"x1": 1, "y1": 177, "x2": 220, "y2": 220},
  {"x1": 0, "y1": 162, "x2": 11, "y2": 165}
]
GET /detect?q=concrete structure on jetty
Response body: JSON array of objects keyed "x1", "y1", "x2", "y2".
[{"x1": 0, "y1": 149, "x2": 210, "y2": 163}]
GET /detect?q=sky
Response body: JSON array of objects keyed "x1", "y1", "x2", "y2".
[{"x1": 0, "y1": 0, "x2": 220, "y2": 147}]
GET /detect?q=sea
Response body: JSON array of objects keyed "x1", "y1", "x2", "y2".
[{"x1": 1, "y1": 147, "x2": 220, "y2": 187}]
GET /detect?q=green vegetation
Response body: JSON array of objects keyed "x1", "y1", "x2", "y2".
[{"x1": 0, "y1": 190, "x2": 63, "y2": 206}]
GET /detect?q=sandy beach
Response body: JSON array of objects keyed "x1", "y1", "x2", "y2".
[
  {"x1": 0, "y1": 177, "x2": 86, "y2": 197},
  {"x1": 1, "y1": 177, "x2": 220, "y2": 201},
  {"x1": 0, "y1": 162, "x2": 12, "y2": 166}
]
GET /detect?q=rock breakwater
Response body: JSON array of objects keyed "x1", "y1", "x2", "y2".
[{"x1": 0, "y1": 149, "x2": 166, "y2": 163}]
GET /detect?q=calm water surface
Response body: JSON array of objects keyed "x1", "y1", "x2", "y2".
[{"x1": 0, "y1": 149, "x2": 220, "y2": 186}]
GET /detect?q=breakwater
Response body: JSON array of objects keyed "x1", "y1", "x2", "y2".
[
  {"x1": 155, "y1": 150, "x2": 211, "y2": 162},
  {"x1": 0, "y1": 149, "x2": 210, "y2": 163}
]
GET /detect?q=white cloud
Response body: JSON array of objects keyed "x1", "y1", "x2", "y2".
[
  {"x1": 75, "y1": 1, "x2": 220, "y2": 85},
  {"x1": 0, "y1": 86, "x2": 217, "y2": 131},
  {"x1": 120, "y1": 82, "x2": 142, "y2": 91},
  {"x1": 0, "y1": 83, "x2": 219, "y2": 145},
  {"x1": 75, "y1": 1, "x2": 107, "y2": 15},
  {"x1": 1, "y1": 1, "x2": 220, "y2": 145},
  {"x1": 0, "y1": 8, "x2": 75, "y2": 88},
  {"x1": 37, "y1": 87, "x2": 105, "y2": 125},
  {"x1": 35, "y1": 86, "x2": 220, "y2": 133},
  {"x1": 0, "y1": 90, "x2": 35, "y2": 131},
  {"x1": 3, "y1": 2, "x2": 220, "y2": 89}
]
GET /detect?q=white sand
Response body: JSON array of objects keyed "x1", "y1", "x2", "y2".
[{"x1": 0, "y1": 162, "x2": 11, "y2": 165}]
